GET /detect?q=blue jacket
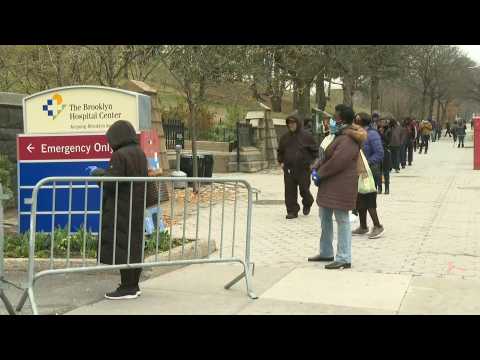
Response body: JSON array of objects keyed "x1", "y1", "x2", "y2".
[{"x1": 363, "y1": 126, "x2": 384, "y2": 165}]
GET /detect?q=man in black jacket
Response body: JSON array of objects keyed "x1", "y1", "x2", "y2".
[{"x1": 278, "y1": 112, "x2": 318, "y2": 219}]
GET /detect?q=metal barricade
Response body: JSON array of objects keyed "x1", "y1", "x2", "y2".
[
  {"x1": 1, "y1": 183, "x2": 15, "y2": 315},
  {"x1": 16, "y1": 176, "x2": 257, "y2": 315}
]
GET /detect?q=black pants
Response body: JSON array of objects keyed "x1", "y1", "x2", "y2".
[
  {"x1": 284, "y1": 167, "x2": 314, "y2": 215},
  {"x1": 390, "y1": 146, "x2": 400, "y2": 170},
  {"x1": 419, "y1": 135, "x2": 429, "y2": 153},
  {"x1": 445, "y1": 129, "x2": 452, "y2": 137},
  {"x1": 406, "y1": 141, "x2": 414, "y2": 165},
  {"x1": 378, "y1": 165, "x2": 390, "y2": 193},
  {"x1": 458, "y1": 135, "x2": 465, "y2": 148},
  {"x1": 120, "y1": 268, "x2": 142, "y2": 289}
]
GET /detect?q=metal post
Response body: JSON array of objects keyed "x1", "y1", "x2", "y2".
[
  {"x1": 0, "y1": 183, "x2": 15, "y2": 314},
  {"x1": 236, "y1": 121, "x2": 240, "y2": 172},
  {"x1": 175, "y1": 145, "x2": 182, "y2": 172}
]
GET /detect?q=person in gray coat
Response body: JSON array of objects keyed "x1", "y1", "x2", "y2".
[
  {"x1": 389, "y1": 118, "x2": 403, "y2": 173},
  {"x1": 457, "y1": 122, "x2": 467, "y2": 148}
]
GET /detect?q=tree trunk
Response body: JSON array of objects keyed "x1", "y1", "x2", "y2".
[
  {"x1": 370, "y1": 75, "x2": 380, "y2": 114},
  {"x1": 436, "y1": 99, "x2": 441, "y2": 125},
  {"x1": 292, "y1": 80, "x2": 299, "y2": 110},
  {"x1": 428, "y1": 92, "x2": 435, "y2": 119},
  {"x1": 342, "y1": 75, "x2": 354, "y2": 108},
  {"x1": 315, "y1": 74, "x2": 327, "y2": 111},
  {"x1": 199, "y1": 77, "x2": 206, "y2": 101},
  {"x1": 270, "y1": 95, "x2": 282, "y2": 112},
  {"x1": 420, "y1": 88, "x2": 427, "y2": 121},
  {"x1": 188, "y1": 99, "x2": 199, "y2": 193},
  {"x1": 295, "y1": 79, "x2": 311, "y2": 118}
]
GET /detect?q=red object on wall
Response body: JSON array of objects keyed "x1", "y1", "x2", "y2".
[
  {"x1": 139, "y1": 129, "x2": 161, "y2": 173},
  {"x1": 474, "y1": 117, "x2": 480, "y2": 170}
]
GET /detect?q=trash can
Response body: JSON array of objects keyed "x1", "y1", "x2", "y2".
[
  {"x1": 202, "y1": 153, "x2": 214, "y2": 178},
  {"x1": 180, "y1": 154, "x2": 205, "y2": 187}
]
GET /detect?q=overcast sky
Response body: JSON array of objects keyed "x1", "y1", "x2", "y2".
[{"x1": 457, "y1": 45, "x2": 480, "y2": 64}]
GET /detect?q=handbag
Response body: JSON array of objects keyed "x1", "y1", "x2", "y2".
[{"x1": 358, "y1": 150, "x2": 377, "y2": 194}]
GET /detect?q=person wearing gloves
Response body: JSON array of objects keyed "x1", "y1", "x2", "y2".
[
  {"x1": 85, "y1": 120, "x2": 151, "y2": 300},
  {"x1": 308, "y1": 104, "x2": 367, "y2": 270},
  {"x1": 277, "y1": 111, "x2": 318, "y2": 219}
]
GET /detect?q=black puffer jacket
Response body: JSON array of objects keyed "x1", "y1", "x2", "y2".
[{"x1": 277, "y1": 112, "x2": 318, "y2": 172}]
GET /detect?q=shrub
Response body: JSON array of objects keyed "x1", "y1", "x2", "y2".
[{"x1": 0, "y1": 153, "x2": 14, "y2": 208}]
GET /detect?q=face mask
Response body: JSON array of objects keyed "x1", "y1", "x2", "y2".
[{"x1": 329, "y1": 118, "x2": 338, "y2": 134}]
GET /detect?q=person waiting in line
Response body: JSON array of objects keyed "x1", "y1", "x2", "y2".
[
  {"x1": 86, "y1": 120, "x2": 155, "y2": 300},
  {"x1": 457, "y1": 122, "x2": 467, "y2": 148},
  {"x1": 418, "y1": 118, "x2": 433, "y2": 154},
  {"x1": 400, "y1": 117, "x2": 415, "y2": 167},
  {"x1": 445, "y1": 122, "x2": 452, "y2": 137},
  {"x1": 308, "y1": 104, "x2": 366, "y2": 270},
  {"x1": 277, "y1": 112, "x2": 318, "y2": 219},
  {"x1": 352, "y1": 113, "x2": 385, "y2": 239},
  {"x1": 389, "y1": 118, "x2": 403, "y2": 172},
  {"x1": 377, "y1": 122, "x2": 392, "y2": 195}
]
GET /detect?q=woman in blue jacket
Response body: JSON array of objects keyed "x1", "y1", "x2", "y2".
[{"x1": 353, "y1": 113, "x2": 385, "y2": 239}]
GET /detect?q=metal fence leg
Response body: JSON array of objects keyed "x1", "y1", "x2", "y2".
[
  {"x1": 0, "y1": 288, "x2": 15, "y2": 315},
  {"x1": 28, "y1": 287, "x2": 38, "y2": 315},
  {"x1": 224, "y1": 262, "x2": 258, "y2": 300},
  {"x1": 16, "y1": 288, "x2": 29, "y2": 312}
]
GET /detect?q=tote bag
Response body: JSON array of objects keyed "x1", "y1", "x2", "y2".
[{"x1": 358, "y1": 150, "x2": 377, "y2": 194}]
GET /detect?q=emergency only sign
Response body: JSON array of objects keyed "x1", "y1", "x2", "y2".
[{"x1": 17, "y1": 85, "x2": 151, "y2": 233}]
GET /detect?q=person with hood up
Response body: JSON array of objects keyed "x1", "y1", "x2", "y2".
[
  {"x1": 277, "y1": 112, "x2": 319, "y2": 219},
  {"x1": 308, "y1": 104, "x2": 367, "y2": 270},
  {"x1": 86, "y1": 120, "x2": 152, "y2": 300}
]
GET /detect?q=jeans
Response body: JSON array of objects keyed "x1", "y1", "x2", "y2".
[
  {"x1": 458, "y1": 135, "x2": 465, "y2": 147},
  {"x1": 319, "y1": 207, "x2": 351, "y2": 263}
]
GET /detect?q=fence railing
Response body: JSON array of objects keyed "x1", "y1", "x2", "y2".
[
  {"x1": 163, "y1": 120, "x2": 242, "y2": 152},
  {"x1": 15, "y1": 176, "x2": 257, "y2": 315},
  {"x1": 0, "y1": 183, "x2": 15, "y2": 315}
]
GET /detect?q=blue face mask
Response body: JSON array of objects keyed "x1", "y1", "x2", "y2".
[{"x1": 329, "y1": 118, "x2": 338, "y2": 135}]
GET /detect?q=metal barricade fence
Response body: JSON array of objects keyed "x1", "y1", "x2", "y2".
[
  {"x1": 1, "y1": 183, "x2": 16, "y2": 315},
  {"x1": 16, "y1": 176, "x2": 257, "y2": 315}
]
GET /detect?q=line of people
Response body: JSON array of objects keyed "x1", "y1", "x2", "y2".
[{"x1": 277, "y1": 106, "x2": 436, "y2": 270}]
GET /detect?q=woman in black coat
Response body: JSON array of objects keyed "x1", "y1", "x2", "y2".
[
  {"x1": 377, "y1": 123, "x2": 392, "y2": 194},
  {"x1": 87, "y1": 120, "x2": 149, "y2": 300}
]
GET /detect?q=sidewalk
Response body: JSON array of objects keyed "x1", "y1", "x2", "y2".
[{"x1": 68, "y1": 130, "x2": 480, "y2": 314}]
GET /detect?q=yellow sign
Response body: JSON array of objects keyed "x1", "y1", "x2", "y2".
[{"x1": 24, "y1": 86, "x2": 150, "y2": 134}]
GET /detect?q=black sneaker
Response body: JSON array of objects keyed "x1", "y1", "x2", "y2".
[
  {"x1": 105, "y1": 285, "x2": 140, "y2": 300},
  {"x1": 325, "y1": 261, "x2": 351, "y2": 270},
  {"x1": 303, "y1": 206, "x2": 311, "y2": 216},
  {"x1": 286, "y1": 213, "x2": 298, "y2": 219}
]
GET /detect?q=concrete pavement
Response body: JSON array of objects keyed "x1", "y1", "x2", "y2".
[{"x1": 66, "y1": 129, "x2": 480, "y2": 314}]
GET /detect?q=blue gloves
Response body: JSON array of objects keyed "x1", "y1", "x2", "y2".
[
  {"x1": 311, "y1": 169, "x2": 321, "y2": 186},
  {"x1": 85, "y1": 166, "x2": 98, "y2": 175}
]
